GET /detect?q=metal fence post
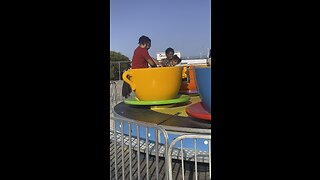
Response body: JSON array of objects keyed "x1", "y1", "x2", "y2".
[{"x1": 118, "y1": 62, "x2": 121, "y2": 80}]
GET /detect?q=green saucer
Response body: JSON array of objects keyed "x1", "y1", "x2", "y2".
[{"x1": 124, "y1": 95, "x2": 190, "y2": 106}]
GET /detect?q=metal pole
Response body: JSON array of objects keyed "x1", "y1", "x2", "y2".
[
  {"x1": 155, "y1": 129, "x2": 159, "y2": 180},
  {"x1": 209, "y1": 140, "x2": 211, "y2": 180},
  {"x1": 194, "y1": 139, "x2": 198, "y2": 180},
  {"x1": 114, "y1": 121, "x2": 118, "y2": 180},
  {"x1": 146, "y1": 128, "x2": 149, "y2": 180},
  {"x1": 137, "y1": 126, "x2": 140, "y2": 180},
  {"x1": 181, "y1": 140, "x2": 185, "y2": 180},
  {"x1": 129, "y1": 123, "x2": 132, "y2": 180},
  {"x1": 121, "y1": 122, "x2": 125, "y2": 180},
  {"x1": 118, "y1": 62, "x2": 121, "y2": 80}
]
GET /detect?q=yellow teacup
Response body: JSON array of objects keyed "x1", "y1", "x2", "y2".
[{"x1": 122, "y1": 66, "x2": 183, "y2": 101}]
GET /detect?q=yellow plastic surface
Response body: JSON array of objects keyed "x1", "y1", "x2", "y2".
[
  {"x1": 151, "y1": 95, "x2": 201, "y2": 117},
  {"x1": 122, "y1": 66, "x2": 183, "y2": 101}
]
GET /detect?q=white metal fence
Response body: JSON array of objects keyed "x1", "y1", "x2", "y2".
[
  {"x1": 110, "y1": 116, "x2": 169, "y2": 180},
  {"x1": 167, "y1": 134, "x2": 212, "y2": 180},
  {"x1": 109, "y1": 81, "x2": 212, "y2": 179}
]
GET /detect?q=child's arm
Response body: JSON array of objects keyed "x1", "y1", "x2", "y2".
[
  {"x1": 146, "y1": 58, "x2": 157, "y2": 67},
  {"x1": 159, "y1": 60, "x2": 167, "y2": 67},
  {"x1": 142, "y1": 49, "x2": 162, "y2": 67},
  {"x1": 147, "y1": 58, "x2": 161, "y2": 67},
  {"x1": 152, "y1": 58, "x2": 162, "y2": 67}
]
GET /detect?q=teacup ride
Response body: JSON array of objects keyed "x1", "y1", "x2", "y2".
[
  {"x1": 112, "y1": 66, "x2": 211, "y2": 161},
  {"x1": 179, "y1": 66, "x2": 199, "y2": 95},
  {"x1": 185, "y1": 67, "x2": 211, "y2": 121},
  {"x1": 178, "y1": 65, "x2": 209, "y2": 95},
  {"x1": 122, "y1": 66, "x2": 190, "y2": 105}
]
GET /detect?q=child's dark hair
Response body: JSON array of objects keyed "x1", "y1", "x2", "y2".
[
  {"x1": 138, "y1": 35, "x2": 151, "y2": 45},
  {"x1": 173, "y1": 55, "x2": 181, "y2": 63},
  {"x1": 165, "y1": 47, "x2": 174, "y2": 54}
]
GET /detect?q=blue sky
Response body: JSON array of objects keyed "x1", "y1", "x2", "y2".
[{"x1": 110, "y1": 0, "x2": 211, "y2": 59}]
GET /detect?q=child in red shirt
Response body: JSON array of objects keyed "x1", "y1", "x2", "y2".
[
  {"x1": 122, "y1": 36, "x2": 160, "y2": 98},
  {"x1": 131, "y1": 35, "x2": 160, "y2": 69}
]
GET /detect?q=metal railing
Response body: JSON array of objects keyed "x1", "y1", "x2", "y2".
[
  {"x1": 167, "y1": 134, "x2": 212, "y2": 180},
  {"x1": 110, "y1": 116, "x2": 169, "y2": 180},
  {"x1": 110, "y1": 61, "x2": 132, "y2": 80},
  {"x1": 110, "y1": 80, "x2": 212, "y2": 179},
  {"x1": 110, "y1": 81, "x2": 118, "y2": 108},
  {"x1": 110, "y1": 81, "x2": 122, "y2": 112}
]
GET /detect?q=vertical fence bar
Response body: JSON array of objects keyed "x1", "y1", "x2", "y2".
[
  {"x1": 114, "y1": 82, "x2": 117, "y2": 104},
  {"x1": 157, "y1": 130, "x2": 161, "y2": 144},
  {"x1": 194, "y1": 138, "x2": 198, "y2": 180},
  {"x1": 110, "y1": 82, "x2": 114, "y2": 111},
  {"x1": 146, "y1": 128, "x2": 149, "y2": 180},
  {"x1": 165, "y1": 135, "x2": 169, "y2": 180},
  {"x1": 114, "y1": 121, "x2": 118, "y2": 180},
  {"x1": 110, "y1": 120, "x2": 112, "y2": 180},
  {"x1": 155, "y1": 129, "x2": 159, "y2": 180},
  {"x1": 181, "y1": 140, "x2": 185, "y2": 180},
  {"x1": 118, "y1": 62, "x2": 121, "y2": 80},
  {"x1": 121, "y1": 122, "x2": 125, "y2": 180},
  {"x1": 209, "y1": 140, "x2": 211, "y2": 180},
  {"x1": 137, "y1": 125, "x2": 140, "y2": 180},
  {"x1": 128, "y1": 123, "x2": 132, "y2": 180}
]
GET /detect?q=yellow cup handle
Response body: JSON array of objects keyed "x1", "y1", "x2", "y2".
[{"x1": 122, "y1": 70, "x2": 136, "y2": 91}]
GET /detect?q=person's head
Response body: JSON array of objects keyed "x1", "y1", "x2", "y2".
[
  {"x1": 165, "y1": 47, "x2": 174, "y2": 60},
  {"x1": 138, "y1": 35, "x2": 151, "y2": 49},
  {"x1": 171, "y1": 55, "x2": 181, "y2": 66}
]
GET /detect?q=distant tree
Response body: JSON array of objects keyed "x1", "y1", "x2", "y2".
[
  {"x1": 110, "y1": 51, "x2": 130, "y2": 62},
  {"x1": 110, "y1": 65, "x2": 115, "y2": 80},
  {"x1": 110, "y1": 51, "x2": 131, "y2": 80}
]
